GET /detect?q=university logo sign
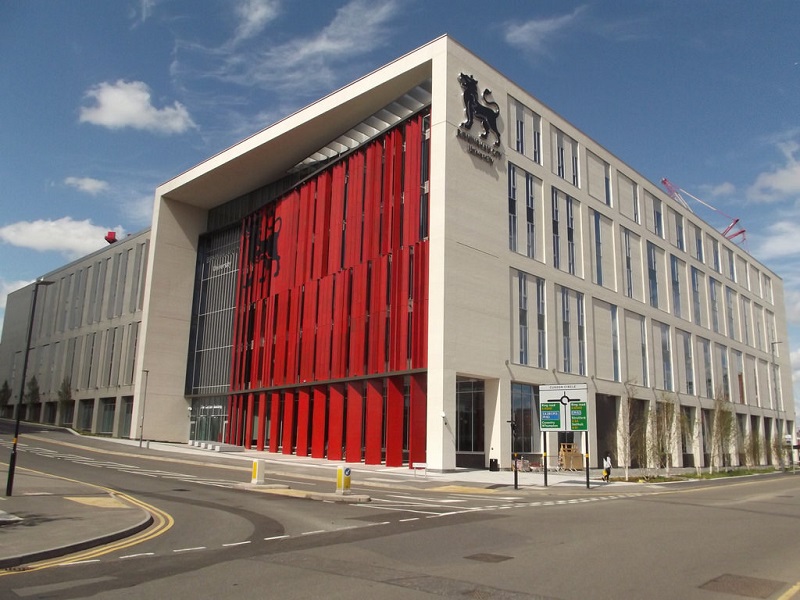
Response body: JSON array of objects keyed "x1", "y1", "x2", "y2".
[{"x1": 457, "y1": 73, "x2": 502, "y2": 165}]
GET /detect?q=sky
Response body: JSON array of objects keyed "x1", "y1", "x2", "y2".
[{"x1": 2, "y1": 0, "x2": 800, "y2": 409}]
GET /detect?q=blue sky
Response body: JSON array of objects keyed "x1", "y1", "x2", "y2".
[{"x1": 2, "y1": 1, "x2": 800, "y2": 407}]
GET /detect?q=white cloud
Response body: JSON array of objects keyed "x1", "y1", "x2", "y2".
[
  {"x1": 206, "y1": 0, "x2": 401, "y2": 95},
  {"x1": 121, "y1": 195, "x2": 155, "y2": 226},
  {"x1": 504, "y1": 7, "x2": 588, "y2": 57},
  {"x1": 233, "y1": 0, "x2": 280, "y2": 44},
  {"x1": 0, "y1": 218, "x2": 126, "y2": 260},
  {"x1": 748, "y1": 139, "x2": 800, "y2": 202},
  {"x1": 79, "y1": 80, "x2": 196, "y2": 134},
  {"x1": 705, "y1": 182, "x2": 736, "y2": 197},
  {"x1": 64, "y1": 176, "x2": 110, "y2": 195},
  {"x1": 749, "y1": 220, "x2": 800, "y2": 262}
]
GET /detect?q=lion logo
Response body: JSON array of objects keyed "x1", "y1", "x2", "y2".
[{"x1": 458, "y1": 73, "x2": 501, "y2": 147}]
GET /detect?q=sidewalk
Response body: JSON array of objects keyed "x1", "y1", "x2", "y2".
[
  {"x1": 0, "y1": 466, "x2": 152, "y2": 569},
  {"x1": 0, "y1": 432, "x2": 634, "y2": 570}
]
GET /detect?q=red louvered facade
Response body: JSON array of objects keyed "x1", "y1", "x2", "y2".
[{"x1": 225, "y1": 111, "x2": 430, "y2": 467}]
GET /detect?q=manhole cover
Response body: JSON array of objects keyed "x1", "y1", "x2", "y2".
[
  {"x1": 700, "y1": 574, "x2": 785, "y2": 598},
  {"x1": 172, "y1": 488, "x2": 191, "y2": 492},
  {"x1": 464, "y1": 553, "x2": 513, "y2": 563}
]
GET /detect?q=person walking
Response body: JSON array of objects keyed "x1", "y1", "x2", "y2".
[{"x1": 602, "y1": 451, "x2": 612, "y2": 482}]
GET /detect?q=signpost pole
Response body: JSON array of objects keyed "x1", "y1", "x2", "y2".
[
  {"x1": 543, "y1": 431, "x2": 548, "y2": 487},
  {"x1": 584, "y1": 430, "x2": 590, "y2": 489}
]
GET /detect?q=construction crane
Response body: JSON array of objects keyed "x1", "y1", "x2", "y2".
[{"x1": 661, "y1": 178, "x2": 747, "y2": 246}]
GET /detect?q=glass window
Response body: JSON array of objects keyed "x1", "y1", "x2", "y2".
[
  {"x1": 456, "y1": 378, "x2": 485, "y2": 453},
  {"x1": 593, "y1": 210, "x2": 603, "y2": 285},
  {"x1": 518, "y1": 273, "x2": 529, "y2": 365},
  {"x1": 511, "y1": 383, "x2": 537, "y2": 453},
  {"x1": 526, "y1": 172, "x2": 536, "y2": 259},
  {"x1": 508, "y1": 164, "x2": 517, "y2": 251},
  {"x1": 647, "y1": 242, "x2": 659, "y2": 308}
]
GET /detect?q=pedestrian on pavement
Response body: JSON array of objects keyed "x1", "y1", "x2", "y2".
[{"x1": 602, "y1": 451, "x2": 612, "y2": 482}]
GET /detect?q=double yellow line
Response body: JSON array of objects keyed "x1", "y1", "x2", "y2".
[{"x1": 0, "y1": 468, "x2": 173, "y2": 576}]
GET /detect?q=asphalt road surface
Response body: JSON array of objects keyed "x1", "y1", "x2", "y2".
[{"x1": 2, "y1": 427, "x2": 800, "y2": 599}]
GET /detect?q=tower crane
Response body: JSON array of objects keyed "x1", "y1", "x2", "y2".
[{"x1": 661, "y1": 178, "x2": 747, "y2": 246}]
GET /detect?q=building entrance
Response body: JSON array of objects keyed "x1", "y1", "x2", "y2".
[
  {"x1": 191, "y1": 399, "x2": 227, "y2": 442},
  {"x1": 455, "y1": 377, "x2": 485, "y2": 468}
]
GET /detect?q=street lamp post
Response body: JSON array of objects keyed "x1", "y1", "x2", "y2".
[
  {"x1": 138, "y1": 369, "x2": 149, "y2": 448},
  {"x1": 6, "y1": 279, "x2": 53, "y2": 496}
]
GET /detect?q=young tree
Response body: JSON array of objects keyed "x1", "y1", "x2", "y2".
[
  {"x1": 57, "y1": 377, "x2": 72, "y2": 406},
  {"x1": 745, "y1": 429, "x2": 763, "y2": 467},
  {"x1": 655, "y1": 392, "x2": 681, "y2": 477},
  {"x1": 709, "y1": 391, "x2": 735, "y2": 474},
  {"x1": 0, "y1": 380, "x2": 11, "y2": 409},
  {"x1": 25, "y1": 376, "x2": 40, "y2": 405}
]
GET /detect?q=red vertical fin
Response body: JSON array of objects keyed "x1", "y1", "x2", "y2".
[
  {"x1": 385, "y1": 376, "x2": 404, "y2": 467},
  {"x1": 311, "y1": 386, "x2": 327, "y2": 458},
  {"x1": 364, "y1": 379, "x2": 384, "y2": 465},
  {"x1": 327, "y1": 383, "x2": 345, "y2": 460},
  {"x1": 345, "y1": 381, "x2": 364, "y2": 463}
]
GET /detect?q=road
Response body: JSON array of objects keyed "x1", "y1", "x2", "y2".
[{"x1": 2, "y1": 427, "x2": 800, "y2": 599}]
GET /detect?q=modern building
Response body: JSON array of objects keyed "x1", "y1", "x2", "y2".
[
  {"x1": 0, "y1": 229, "x2": 149, "y2": 435},
  {"x1": 0, "y1": 36, "x2": 794, "y2": 471}
]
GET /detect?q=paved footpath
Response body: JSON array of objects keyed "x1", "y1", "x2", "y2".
[{"x1": 0, "y1": 466, "x2": 152, "y2": 569}]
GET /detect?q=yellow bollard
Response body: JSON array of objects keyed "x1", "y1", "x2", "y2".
[{"x1": 336, "y1": 466, "x2": 352, "y2": 495}]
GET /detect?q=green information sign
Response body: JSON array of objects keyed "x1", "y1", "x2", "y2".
[
  {"x1": 569, "y1": 402, "x2": 588, "y2": 431},
  {"x1": 540, "y1": 402, "x2": 562, "y2": 430}
]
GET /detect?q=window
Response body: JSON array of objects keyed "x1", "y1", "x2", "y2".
[
  {"x1": 525, "y1": 172, "x2": 536, "y2": 258},
  {"x1": 572, "y1": 151, "x2": 579, "y2": 187},
  {"x1": 532, "y1": 119, "x2": 542, "y2": 164},
  {"x1": 654, "y1": 197, "x2": 663, "y2": 237},
  {"x1": 694, "y1": 226, "x2": 704, "y2": 262},
  {"x1": 593, "y1": 210, "x2": 603, "y2": 285},
  {"x1": 511, "y1": 383, "x2": 537, "y2": 453},
  {"x1": 508, "y1": 164, "x2": 518, "y2": 251},
  {"x1": 725, "y1": 247, "x2": 736, "y2": 281},
  {"x1": 725, "y1": 287, "x2": 736, "y2": 340},
  {"x1": 577, "y1": 292, "x2": 586, "y2": 376},
  {"x1": 536, "y1": 278, "x2": 546, "y2": 368},
  {"x1": 661, "y1": 322, "x2": 672, "y2": 391},
  {"x1": 551, "y1": 188, "x2": 560, "y2": 269},
  {"x1": 514, "y1": 271, "x2": 547, "y2": 369},
  {"x1": 691, "y1": 267, "x2": 702, "y2": 326},
  {"x1": 456, "y1": 378, "x2": 484, "y2": 453},
  {"x1": 709, "y1": 278, "x2": 720, "y2": 333},
  {"x1": 566, "y1": 196, "x2": 575, "y2": 275},
  {"x1": 647, "y1": 242, "x2": 659, "y2": 308},
  {"x1": 711, "y1": 238, "x2": 720, "y2": 272},
  {"x1": 741, "y1": 297, "x2": 750, "y2": 346},
  {"x1": 623, "y1": 229, "x2": 634, "y2": 298},
  {"x1": 719, "y1": 344, "x2": 730, "y2": 400},
  {"x1": 701, "y1": 338, "x2": 712, "y2": 398},
  {"x1": 611, "y1": 304, "x2": 620, "y2": 381},
  {"x1": 640, "y1": 315, "x2": 649, "y2": 387},
  {"x1": 670, "y1": 255, "x2": 681, "y2": 318},
  {"x1": 515, "y1": 101, "x2": 525, "y2": 154},
  {"x1": 682, "y1": 331, "x2": 694, "y2": 395},
  {"x1": 675, "y1": 214, "x2": 685, "y2": 251},
  {"x1": 561, "y1": 287, "x2": 571, "y2": 373},
  {"x1": 518, "y1": 273, "x2": 528, "y2": 365}
]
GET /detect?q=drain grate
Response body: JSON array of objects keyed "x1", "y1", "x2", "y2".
[
  {"x1": 700, "y1": 574, "x2": 785, "y2": 598},
  {"x1": 464, "y1": 553, "x2": 513, "y2": 563}
]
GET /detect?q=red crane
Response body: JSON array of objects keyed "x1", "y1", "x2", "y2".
[{"x1": 661, "y1": 178, "x2": 747, "y2": 246}]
